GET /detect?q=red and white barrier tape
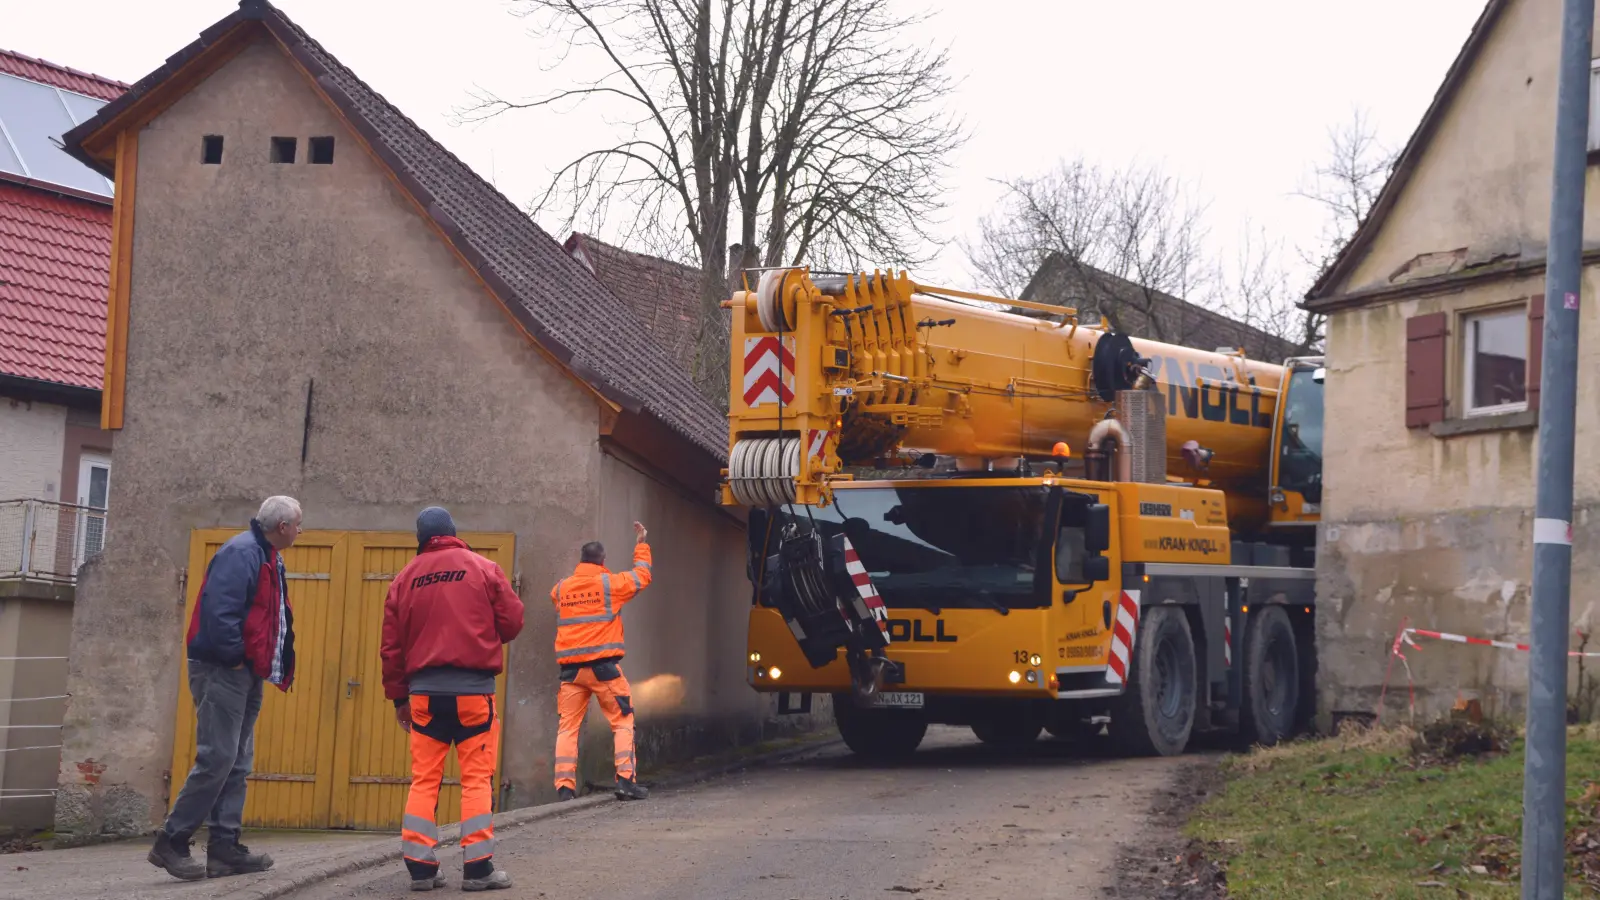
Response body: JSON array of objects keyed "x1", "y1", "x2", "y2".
[
  {"x1": 1402, "y1": 627, "x2": 1600, "y2": 657},
  {"x1": 1376, "y1": 618, "x2": 1599, "y2": 722}
]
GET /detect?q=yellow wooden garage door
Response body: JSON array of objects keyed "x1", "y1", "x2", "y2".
[{"x1": 171, "y1": 530, "x2": 514, "y2": 831}]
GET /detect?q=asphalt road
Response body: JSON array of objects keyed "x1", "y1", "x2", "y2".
[{"x1": 289, "y1": 726, "x2": 1185, "y2": 900}]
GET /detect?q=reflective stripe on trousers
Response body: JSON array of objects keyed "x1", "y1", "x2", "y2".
[
  {"x1": 553, "y1": 663, "x2": 636, "y2": 791},
  {"x1": 402, "y1": 694, "x2": 499, "y2": 870}
]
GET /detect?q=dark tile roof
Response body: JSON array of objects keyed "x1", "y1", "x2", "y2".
[
  {"x1": 61, "y1": 0, "x2": 728, "y2": 461},
  {"x1": 1021, "y1": 253, "x2": 1306, "y2": 364},
  {"x1": 0, "y1": 49, "x2": 126, "y2": 101},
  {"x1": 562, "y1": 233, "x2": 702, "y2": 378},
  {"x1": 0, "y1": 180, "x2": 112, "y2": 389}
]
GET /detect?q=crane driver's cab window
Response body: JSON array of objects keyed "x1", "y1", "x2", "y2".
[
  {"x1": 748, "y1": 486, "x2": 1052, "y2": 610},
  {"x1": 1055, "y1": 499, "x2": 1089, "y2": 585}
]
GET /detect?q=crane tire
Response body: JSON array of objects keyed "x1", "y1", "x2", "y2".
[
  {"x1": 832, "y1": 693, "x2": 926, "y2": 762},
  {"x1": 1108, "y1": 606, "x2": 1197, "y2": 757},
  {"x1": 1239, "y1": 605, "x2": 1301, "y2": 747}
]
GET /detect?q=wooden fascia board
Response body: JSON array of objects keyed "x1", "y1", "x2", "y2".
[
  {"x1": 72, "y1": 21, "x2": 257, "y2": 170},
  {"x1": 100, "y1": 128, "x2": 137, "y2": 430}
]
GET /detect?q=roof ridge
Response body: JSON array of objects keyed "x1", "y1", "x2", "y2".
[
  {"x1": 0, "y1": 47, "x2": 128, "y2": 94},
  {"x1": 1031, "y1": 252, "x2": 1299, "y2": 351},
  {"x1": 572, "y1": 232, "x2": 702, "y2": 275}
]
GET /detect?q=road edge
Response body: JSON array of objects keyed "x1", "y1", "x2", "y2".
[{"x1": 214, "y1": 732, "x2": 844, "y2": 900}]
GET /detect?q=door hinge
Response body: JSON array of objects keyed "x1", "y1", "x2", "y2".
[
  {"x1": 512, "y1": 573, "x2": 522, "y2": 594},
  {"x1": 178, "y1": 568, "x2": 187, "y2": 605}
]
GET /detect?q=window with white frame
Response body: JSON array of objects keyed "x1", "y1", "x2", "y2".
[
  {"x1": 1590, "y1": 58, "x2": 1600, "y2": 152},
  {"x1": 1462, "y1": 307, "x2": 1528, "y2": 416}
]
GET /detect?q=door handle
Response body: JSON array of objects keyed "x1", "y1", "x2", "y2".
[{"x1": 346, "y1": 677, "x2": 361, "y2": 699}]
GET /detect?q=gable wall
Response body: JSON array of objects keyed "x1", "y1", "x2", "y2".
[
  {"x1": 54, "y1": 37, "x2": 606, "y2": 836},
  {"x1": 1341, "y1": 0, "x2": 1600, "y2": 295}
]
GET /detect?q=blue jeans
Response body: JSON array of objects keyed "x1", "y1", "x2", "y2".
[{"x1": 163, "y1": 660, "x2": 264, "y2": 846}]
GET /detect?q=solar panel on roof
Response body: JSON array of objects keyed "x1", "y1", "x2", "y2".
[
  {"x1": 58, "y1": 89, "x2": 105, "y2": 126},
  {"x1": 0, "y1": 72, "x2": 112, "y2": 197}
]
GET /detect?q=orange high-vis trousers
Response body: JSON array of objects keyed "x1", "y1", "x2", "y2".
[
  {"x1": 553, "y1": 660, "x2": 635, "y2": 792},
  {"x1": 401, "y1": 694, "x2": 498, "y2": 879}
]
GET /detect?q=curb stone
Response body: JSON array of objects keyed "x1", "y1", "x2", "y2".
[
  {"x1": 208, "y1": 732, "x2": 842, "y2": 900},
  {"x1": 209, "y1": 795, "x2": 612, "y2": 900}
]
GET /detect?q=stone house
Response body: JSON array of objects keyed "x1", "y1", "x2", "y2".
[
  {"x1": 1305, "y1": 0, "x2": 1599, "y2": 723},
  {"x1": 1022, "y1": 252, "x2": 1307, "y2": 363},
  {"x1": 50, "y1": 0, "x2": 815, "y2": 840},
  {"x1": 0, "y1": 48, "x2": 122, "y2": 833}
]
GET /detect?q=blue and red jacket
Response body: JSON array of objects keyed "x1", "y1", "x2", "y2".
[{"x1": 186, "y1": 519, "x2": 297, "y2": 690}]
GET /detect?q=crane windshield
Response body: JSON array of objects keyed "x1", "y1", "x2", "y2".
[
  {"x1": 1279, "y1": 367, "x2": 1324, "y2": 504},
  {"x1": 748, "y1": 485, "x2": 1054, "y2": 611}
]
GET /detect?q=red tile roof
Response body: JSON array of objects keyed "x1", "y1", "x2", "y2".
[
  {"x1": 563, "y1": 233, "x2": 702, "y2": 380},
  {"x1": 0, "y1": 181, "x2": 111, "y2": 390},
  {"x1": 0, "y1": 49, "x2": 126, "y2": 101}
]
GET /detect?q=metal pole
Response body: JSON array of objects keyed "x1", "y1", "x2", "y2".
[{"x1": 1523, "y1": 1, "x2": 1592, "y2": 896}]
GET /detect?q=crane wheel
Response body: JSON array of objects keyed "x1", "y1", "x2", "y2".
[
  {"x1": 1108, "y1": 606, "x2": 1197, "y2": 757},
  {"x1": 1239, "y1": 605, "x2": 1301, "y2": 747},
  {"x1": 832, "y1": 693, "x2": 926, "y2": 762}
]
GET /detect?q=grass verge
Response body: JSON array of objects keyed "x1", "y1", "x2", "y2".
[{"x1": 1189, "y1": 721, "x2": 1600, "y2": 898}]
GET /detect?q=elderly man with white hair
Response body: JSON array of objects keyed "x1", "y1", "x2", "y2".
[{"x1": 148, "y1": 495, "x2": 303, "y2": 882}]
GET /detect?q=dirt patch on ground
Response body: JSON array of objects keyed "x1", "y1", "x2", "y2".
[{"x1": 1105, "y1": 756, "x2": 1227, "y2": 899}]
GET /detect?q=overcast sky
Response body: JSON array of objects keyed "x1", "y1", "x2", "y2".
[{"x1": 4, "y1": 0, "x2": 1485, "y2": 292}]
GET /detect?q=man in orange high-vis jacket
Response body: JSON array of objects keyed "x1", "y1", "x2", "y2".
[
  {"x1": 382, "y1": 507, "x2": 523, "y2": 893},
  {"x1": 550, "y1": 521, "x2": 652, "y2": 802}
]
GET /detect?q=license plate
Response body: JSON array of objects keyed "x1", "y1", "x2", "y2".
[{"x1": 863, "y1": 691, "x2": 924, "y2": 709}]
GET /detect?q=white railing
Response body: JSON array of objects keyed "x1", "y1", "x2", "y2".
[{"x1": 0, "y1": 499, "x2": 107, "y2": 583}]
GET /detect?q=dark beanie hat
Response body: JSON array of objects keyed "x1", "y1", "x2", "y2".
[{"x1": 417, "y1": 506, "x2": 456, "y2": 544}]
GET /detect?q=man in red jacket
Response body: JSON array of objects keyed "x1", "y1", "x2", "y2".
[{"x1": 382, "y1": 507, "x2": 524, "y2": 892}]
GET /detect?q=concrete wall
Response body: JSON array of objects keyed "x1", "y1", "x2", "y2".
[
  {"x1": 0, "y1": 589, "x2": 73, "y2": 835},
  {"x1": 1318, "y1": 269, "x2": 1600, "y2": 723},
  {"x1": 584, "y1": 451, "x2": 827, "y2": 785},
  {"x1": 54, "y1": 37, "x2": 818, "y2": 839},
  {"x1": 0, "y1": 396, "x2": 66, "y2": 502}
]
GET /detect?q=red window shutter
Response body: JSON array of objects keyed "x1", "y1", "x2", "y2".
[
  {"x1": 1405, "y1": 312, "x2": 1449, "y2": 428},
  {"x1": 1528, "y1": 294, "x2": 1544, "y2": 411}
]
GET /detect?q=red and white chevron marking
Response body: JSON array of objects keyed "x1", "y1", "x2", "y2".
[
  {"x1": 1223, "y1": 614, "x2": 1233, "y2": 668},
  {"x1": 1402, "y1": 627, "x2": 1600, "y2": 657},
  {"x1": 742, "y1": 336, "x2": 796, "y2": 407},
  {"x1": 1106, "y1": 589, "x2": 1140, "y2": 685},
  {"x1": 806, "y1": 428, "x2": 831, "y2": 462},
  {"x1": 842, "y1": 538, "x2": 891, "y2": 646}
]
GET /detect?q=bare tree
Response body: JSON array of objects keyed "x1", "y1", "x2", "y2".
[
  {"x1": 459, "y1": 0, "x2": 963, "y2": 406},
  {"x1": 1296, "y1": 108, "x2": 1399, "y2": 279},
  {"x1": 1280, "y1": 107, "x2": 1400, "y2": 351},
  {"x1": 1220, "y1": 222, "x2": 1323, "y2": 354},
  {"x1": 963, "y1": 157, "x2": 1214, "y2": 345}
]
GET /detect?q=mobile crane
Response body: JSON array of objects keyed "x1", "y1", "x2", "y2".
[{"x1": 722, "y1": 268, "x2": 1323, "y2": 757}]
